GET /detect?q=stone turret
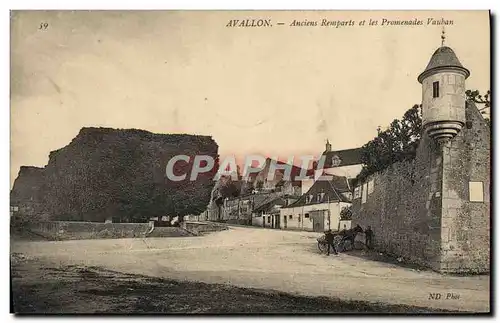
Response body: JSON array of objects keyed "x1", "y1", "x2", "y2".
[{"x1": 417, "y1": 33, "x2": 470, "y2": 144}]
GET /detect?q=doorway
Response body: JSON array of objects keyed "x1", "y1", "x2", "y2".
[{"x1": 311, "y1": 211, "x2": 325, "y2": 232}]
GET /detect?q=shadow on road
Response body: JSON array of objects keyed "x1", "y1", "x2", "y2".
[{"x1": 340, "y1": 242, "x2": 429, "y2": 272}]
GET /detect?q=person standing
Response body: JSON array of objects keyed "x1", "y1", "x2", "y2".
[
  {"x1": 325, "y1": 229, "x2": 338, "y2": 256},
  {"x1": 365, "y1": 226, "x2": 373, "y2": 249}
]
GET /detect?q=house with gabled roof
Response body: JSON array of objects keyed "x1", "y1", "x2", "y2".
[
  {"x1": 321, "y1": 146, "x2": 362, "y2": 177},
  {"x1": 251, "y1": 195, "x2": 300, "y2": 228},
  {"x1": 279, "y1": 174, "x2": 353, "y2": 232},
  {"x1": 301, "y1": 141, "x2": 363, "y2": 195}
]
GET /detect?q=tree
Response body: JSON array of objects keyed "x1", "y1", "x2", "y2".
[
  {"x1": 355, "y1": 104, "x2": 422, "y2": 185},
  {"x1": 466, "y1": 90, "x2": 490, "y2": 110},
  {"x1": 211, "y1": 174, "x2": 241, "y2": 207},
  {"x1": 38, "y1": 128, "x2": 218, "y2": 223},
  {"x1": 340, "y1": 205, "x2": 352, "y2": 221},
  {"x1": 240, "y1": 179, "x2": 254, "y2": 195},
  {"x1": 466, "y1": 89, "x2": 491, "y2": 127}
]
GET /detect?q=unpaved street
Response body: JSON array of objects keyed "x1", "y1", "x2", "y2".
[{"x1": 11, "y1": 226, "x2": 489, "y2": 313}]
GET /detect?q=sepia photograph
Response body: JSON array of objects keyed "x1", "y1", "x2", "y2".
[{"x1": 9, "y1": 10, "x2": 491, "y2": 314}]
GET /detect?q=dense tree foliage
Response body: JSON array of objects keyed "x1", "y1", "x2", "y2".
[
  {"x1": 239, "y1": 180, "x2": 254, "y2": 196},
  {"x1": 340, "y1": 205, "x2": 352, "y2": 221},
  {"x1": 210, "y1": 165, "x2": 244, "y2": 207},
  {"x1": 466, "y1": 89, "x2": 491, "y2": 127},
  {"x1": 466, "y1": 89, "x2": 491, "y2": 110},
  {"x1": 12, "y1": 128, "x2": 218, "y2": 223},
  {"x1": 211, "y1": 175, "x2": 242, "y2": 206},
  {"x1": 354, "y1": 104, "x2": 422, "y2": 185}
]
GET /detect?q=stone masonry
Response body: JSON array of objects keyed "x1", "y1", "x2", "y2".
[{"x1": 352, "y1": 101, "x2": 490, "y2": 273}]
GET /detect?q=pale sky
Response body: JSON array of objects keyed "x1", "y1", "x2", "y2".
[{"x1": 10, "y1": 10, "x2": 490, "y2": 186}]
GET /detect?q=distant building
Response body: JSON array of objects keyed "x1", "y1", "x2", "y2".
[
  {"x1": 301, "y1": 142, "x2": 362, "y2": 195},
  {"x1": 222, "y1": 196, "x2": 254, "y2": 225},
  {"x1": 205, "y1": 158, "x2": 307, "y2": 224},
  {"x1": 251, "y1": 158, "x2": 305, "y2": 195},
  {"x1": 319, "y1": 141, "x2": 363, "y2": 179},
  {"x1": 251, "y1": 195, "x2": 300, "y2": 229}
]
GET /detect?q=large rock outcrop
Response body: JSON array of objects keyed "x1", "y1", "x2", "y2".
[{"x1": 11, "y1": 127, "x2": 219, "y2": 222}]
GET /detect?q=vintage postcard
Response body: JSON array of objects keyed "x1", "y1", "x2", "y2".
[{"x1": 10, "y1": 10, "x2": 491, "y2": 314}]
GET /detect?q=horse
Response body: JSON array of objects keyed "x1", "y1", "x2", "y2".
[
  {"x1": 317, "y1": 225, "x2": 364, "y2": 253},
  {"x1": 335, "y1": 224, "x2": 364, "y2": 251}
]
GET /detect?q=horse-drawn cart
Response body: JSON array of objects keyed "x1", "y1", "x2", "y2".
[{"x1": 317, "y1": 225, "x2": 363, "y2": 253}]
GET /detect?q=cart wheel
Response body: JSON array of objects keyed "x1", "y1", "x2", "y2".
[
  {"x1": 333, "y1": 236, "x2": 343, "y2": 252},
  {"x1": 318, "y1": 241, "x2": 328, "y2": 253},
  {"x1": 343, "y1": 240, "x2": 353, "y2": 251}
]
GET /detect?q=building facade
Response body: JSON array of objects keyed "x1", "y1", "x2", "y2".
[
  {"x1": 280, "y1": 175, "x2": 352, "y2": 232},
  {"x1": 251, "y1": 196, "x2": 299, "y2": 229},
  {"x1": 301, "y1": 143, "x2": 363, "y2": 195}
]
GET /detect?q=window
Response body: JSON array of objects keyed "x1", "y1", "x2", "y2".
[
  {"x1": 362, "y1": 183, "x2": 368, "y2": 204},
  {"x1": 448, "y1": 75, "x2": 455, "y2": 85},
  {"x1": 368, "y1": 180, "x2": 374, "y2": 195},
  {"x1": 289, "y1": 215, "x2": 293, "y2": 219},
  {"x1": 331, "y1": 156, "x2": 342, "y2": 167},
  {"x1": 267, "y1": 217, "x2": 271, "y2": 224},
  {"x1": 433, "y1": 81, "x2": 439, "y2": 98},
  {"x1": 469, "y1": 182, "x2": 484, "y2": 202},
  {"x1": 304, "y1": 213, "x2": 310, "y2": 218},
  {"x1": 354, "y1": 186, "x2": 360, "y2": 199}
]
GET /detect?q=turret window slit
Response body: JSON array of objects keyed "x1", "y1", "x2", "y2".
[{"x1": 432, "y1": 81, "x2": 439, "y2": 98}]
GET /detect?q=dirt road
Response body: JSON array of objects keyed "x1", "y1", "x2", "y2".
[{"x1": 11, "y1": 225, "x2": 489, "y2": 313}]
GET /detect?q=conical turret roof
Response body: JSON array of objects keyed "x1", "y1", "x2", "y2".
[{"x1": 418, "y1": 46, "x2": 470, "y2": 83}]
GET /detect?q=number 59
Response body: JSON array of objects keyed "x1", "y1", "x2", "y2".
[{"x1": 39, "y1": 22, "x2": 48, "y2": 30}]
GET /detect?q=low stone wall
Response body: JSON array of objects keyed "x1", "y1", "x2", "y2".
[
  {"x1": 23, "y1": 221, "x2": 152, "y2": 241},
  {"x1": 225, "y1": 219, "x2": 252, "y2": 225},
  {"x1": 13, "y1": 220, "x2": 229, "y2": 241},
  {"x1": 182, "y1": 221, "x2": 228, "y2": 235},
  {"x1": 147, "y1": 226, "x2": 193, "y2": 238}
]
